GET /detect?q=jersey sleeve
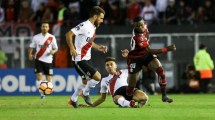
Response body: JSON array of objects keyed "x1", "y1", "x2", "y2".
[
  {"x1": 71, "y1": 23, "x2": 85, "y2": 36},
  {"x1": 29, "y1": 36, "x2": 36, "y2": 48},
  {"x1": 100, "y1": 78, "x2": 108, "y2": 93},
  {"x1": 52, "y1": 36, "x2": 58, "y2": 49}
]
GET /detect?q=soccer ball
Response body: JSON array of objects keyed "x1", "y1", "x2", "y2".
[{"x1": 39, "y1": 81, "x2": 53, "y2": 95}]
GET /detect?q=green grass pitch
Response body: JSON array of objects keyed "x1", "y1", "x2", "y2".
[{"x1": 0, "y1": 94, "x2": 215, "y2": 120}]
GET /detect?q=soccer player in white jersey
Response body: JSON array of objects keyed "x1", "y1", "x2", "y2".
[
  {"x1": 79, "y1": 57, "x2": 148, "y2": 108},
  {"x1": 28, "y1": 22, "x2": 58, "y2": 99},
  {"x1": 66, "y1": 6, "x2": 107, "y2": 108}
]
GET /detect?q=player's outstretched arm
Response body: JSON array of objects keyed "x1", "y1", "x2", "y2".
[
  {"x1": 146, "y1": 44, "x2": 176, "y2": 54},
  {"x1": 92, "y1": 42, "x2": 108, "y2": 53},
  {"x1": 91, "y1": 93, "x2": 107, "y2": 107}
]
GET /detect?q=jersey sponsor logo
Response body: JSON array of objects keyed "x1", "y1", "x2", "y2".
[
  {"x1": 39, "y1": 44, "x2": 49, "y2": 48},
  {"x1": 86, "y1": 33, "x2": 96, "y2": 42}
]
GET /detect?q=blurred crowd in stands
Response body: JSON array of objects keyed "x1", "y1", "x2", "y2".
[{"x1": 0, "y1": 0, "x2": 215, "y2": 27}]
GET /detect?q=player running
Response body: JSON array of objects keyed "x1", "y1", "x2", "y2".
[
  {"x1": 122, "y1": 16, "x2": 176, "y2": 103},
  {"x1": 66, "y1": 6, "x2": 107, "y2": 108},
  {"x1": 28, "y1": 22, "x2": 58, "y2": 99}
]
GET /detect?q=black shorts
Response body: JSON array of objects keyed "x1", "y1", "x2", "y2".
[
  {"x1": 73, "y1": 60, "x2": 97, "y2": 80},
  {"x1": 127, "y1": 54, "x2": 156, "y2": 74},
  {"x1": 34, "y1": 59, "x2": 53, "y2": 75},
  {"x1": 113, "y1": 86, "x2": 138, "y2": 102}
]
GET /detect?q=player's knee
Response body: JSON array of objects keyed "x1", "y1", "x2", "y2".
[
  {"x1": 93, "y1": 72, "x2": 101, "y2": 81},
  {"x1": 140, "y1": 92, "x2": 148, "y2": 101},
  {"x1": 82, "y1": 79, "x2": 88, "y2": 84}
]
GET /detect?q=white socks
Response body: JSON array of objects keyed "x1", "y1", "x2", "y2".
[
  {"x1": 71, "y1": 84, "x2": 86, "y2": 102},
  {"x1": 82, "y1": 79, "x2": 99, "y2": 96},
  {"x1": 117, "y1": 97, "x2": 130, "y2": 107}
]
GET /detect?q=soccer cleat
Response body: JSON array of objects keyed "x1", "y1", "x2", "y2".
[
  {"x1": 68, "y1": 98, "x2": 79, "y2": 108},
  {"x1": 129, "y1": 100, "x2": 136, "y2": 108},
  {"x1": 138, "y1": 100, "x2": 147, "y2": 108},
  {"x1": 162, "y1": 96, "x2": 173, "y2": 103},
  {"x1": 82, "y1": 95, "x2": 93, "y2": 105},
  {"x1": 80, "y1": 91, "x2": 93, "y2": 105},
  {"x1": 41, "y1": 95, "x2": 46, "y2": 100}
]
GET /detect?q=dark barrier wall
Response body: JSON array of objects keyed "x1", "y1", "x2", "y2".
[{"x1": 96, "y1": 24, "x2": 215, "y2": 34}]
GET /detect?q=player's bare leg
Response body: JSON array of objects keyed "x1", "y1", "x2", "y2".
[
  {"x1": 46, "y1": 75, "x2": 52, "y2": 82},
  {"x1": 148, "y1": 58, "x2": 173, "y2": 103},
  {"x1": 126, "y1": 73, "x2": 138, "y2": 96},
  {"x1": 132, "y1": 90, "x2": 148, "y2": 107}
]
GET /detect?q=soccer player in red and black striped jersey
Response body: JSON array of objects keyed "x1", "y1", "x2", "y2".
[
  {"x1": 66, "y1": 6, "x2": 107, "y2": 108},
  {"x1": 121, "y1": 16, "x2": 176, "y2": 103}
]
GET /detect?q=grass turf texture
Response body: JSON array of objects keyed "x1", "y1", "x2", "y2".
[{"x1": 0, "y1": 94, "x2": 215, "y2": 120}]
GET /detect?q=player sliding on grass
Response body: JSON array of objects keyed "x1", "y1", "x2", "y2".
[
  {"x1": 78, "y1": 57, "x2": 148, "y2": 108},
  {"x1": 122, "y1": 16, "x2": 176, "y2": 103}
]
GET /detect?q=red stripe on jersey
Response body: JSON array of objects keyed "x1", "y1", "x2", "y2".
[
  {"x1": 36, "y1": 37, "x2": 53, "y2": 60},
  {"x1": 109, "y1": 71, "x2": 122, "y2": 96},
  {"x1": 81, "y1": 42, "x2": 92, "y2": 59}
]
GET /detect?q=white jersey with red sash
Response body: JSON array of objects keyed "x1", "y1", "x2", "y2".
[
  {"x1": 29, "y1": 33, "x2": 58, "y2": 63},
  {"x1": 71, "y1": 20, "x2": 96, "y2": 61},
  {"x1": 100, "y1": 69, "x2": 128, "y2": 97}
]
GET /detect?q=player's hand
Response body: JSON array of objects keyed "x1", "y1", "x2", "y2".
[
  {"x1": 98, "y1": 45, "x2": 108, "y2": 53},
  {"x1": 70, "y1": 49, "x2": 77, "y2": 57},
  {"x1": 28, "y1": 54, "x2": 34, "y2": 61},
  {"x1": 166, "y1": 44, "x2": 176, "y2": 51},
  {"x1": 49, "y1": 50, "x2": 55, "y2": 55},
  {"x1": 121, "y1": 49, "x2": 129, "y2": 58}
]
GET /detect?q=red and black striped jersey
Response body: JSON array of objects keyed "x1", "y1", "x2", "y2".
[{"x1": 129, "y1": 25, "x2": 150, "y2": 58}]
